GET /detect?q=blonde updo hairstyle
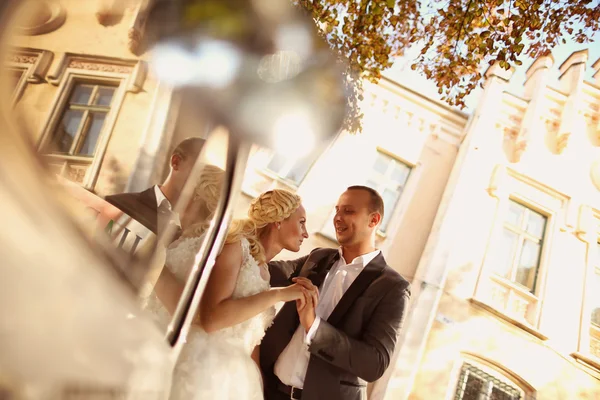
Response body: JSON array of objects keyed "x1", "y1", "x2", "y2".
[
  {"x1": 226, "y1": 189, "x2": 302, "y2": 264},
  {"x1": 180, "y1": 164, "x2": 225, "y2": 239}
]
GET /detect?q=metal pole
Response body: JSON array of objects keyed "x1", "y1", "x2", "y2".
[{"x1": 165, "y1": 134, "x2": 250, "y2": 346}]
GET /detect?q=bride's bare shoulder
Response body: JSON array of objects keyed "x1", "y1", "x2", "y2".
[{"x1": 216, "y1": 241, "x2": 244, "y2": 266}]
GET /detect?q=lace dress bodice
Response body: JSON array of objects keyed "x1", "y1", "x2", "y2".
[
  {"x1": 164, "y1": 236, "x2": 204, "y2": 282},
  {"x1": 182, "y1": 237, "x2": 275, "y2": 354},
  {"x1": 145, "y1": 235, "x2": 275, "y2": 349},
  {"x1": 142, "y1": 236, "x2": 206, "y2": 331}
]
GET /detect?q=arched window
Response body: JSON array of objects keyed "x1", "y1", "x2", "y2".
[{"x1": 452, "y1": 357, "x2": 536, "y2": 400}]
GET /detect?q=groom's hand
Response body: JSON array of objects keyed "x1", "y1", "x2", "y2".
[{"x1": 293, "y1": 277, "x2": 318, "y2": 333}]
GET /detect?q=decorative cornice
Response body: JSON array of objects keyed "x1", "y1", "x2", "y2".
[
  {"x1": 67, "y1": 59, "x2": 133, "y2": 74},
  {"x1": 6, "y1": 48, "x2": 53, "y2": 83},
  {"x1": 506, "y1": 166, "x2": 571, "y2": 203},
  {"x1": 570, "y1": 352, "x2": 600, "y2": 377},
  {"x1": 8, "y1": 54, "x2": 37, "y2": 65},
  {"x1": 558, "y1": 49, "x2": 589, "y2": 76},
  {"x1": 47, "y1": 53, "x2": 147, "y2": 93},
  {"x1": 66, "y1": 165, "x2": 87, "y2": 184},
  {"x1": 501, "y1": 123, "x2": 527, "y2": 163}
]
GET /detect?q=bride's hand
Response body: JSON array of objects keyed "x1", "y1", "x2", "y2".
[{"x1": 275, "y1": 283, "x2": 310, "y2": 303}]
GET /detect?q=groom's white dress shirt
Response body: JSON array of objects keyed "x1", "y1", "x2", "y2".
[
  {"x1": 154, "y1": 185, "x2": 181, "y2": 230},
  {"x1": 274, "y1": 248, "x2": 381, "y2": 388},
  {"x1": 154, "y1": 185, "x2": 171, "y2": 209}
]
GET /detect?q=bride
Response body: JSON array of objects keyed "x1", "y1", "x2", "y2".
[{"x1": 148, "y1": 164, "x2": 310, "y2": 399}]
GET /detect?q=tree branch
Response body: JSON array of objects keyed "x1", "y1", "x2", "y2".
[{"x1": 453, "y1": 0, "x2": 475, "y2": 58}]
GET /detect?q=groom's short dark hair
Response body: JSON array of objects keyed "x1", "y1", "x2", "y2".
[
  {"x1": 347, "y1": 185, "x2": 384, "y2": 221},
  {"x1": 172, "y1": 137, "x2": 205, "y2": 161}
]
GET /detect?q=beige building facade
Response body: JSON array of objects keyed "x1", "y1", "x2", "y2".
[
  {"x1": 387, "y1": 52, "x2": 600, "y2": 400},
  {"x1": 4, "y1": 0, "x2": 184, "y2": 196},
  {"x1": 3, "y1": 1, "x2": 600, "y2": 399}
]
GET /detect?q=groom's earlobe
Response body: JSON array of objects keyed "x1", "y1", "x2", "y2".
[
  {"x1": 368, "y1": 214, "x2": 376, "y2": 227},
  {"x1": 370, "y1": 213, "x2": 381, "y2": 227},
  {"x1": 171, "y1": 154, "x2": 183, "y2": 170}
]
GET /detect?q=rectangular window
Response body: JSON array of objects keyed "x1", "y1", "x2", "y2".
[
  {"x1": 45, "y1": 82, "x2": 118, "y2": 158},
  {"x1": 364, "y1": 151, "x2": 411, "y2": 233},
  {"x1": 492, "y1": 200, "x2": 546, "y2": 293},
  {"x1": 319, "y1": 150, "x2": 411, "y2": 240},
  {"x1": 264, "y1": 150, "x2": 320, "y2": 186},
  {"x1": 454, "y1": 364, "x2": 524, "y2": 400}
]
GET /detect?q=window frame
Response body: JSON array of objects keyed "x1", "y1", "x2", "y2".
[
  {"x1": 446, "y1": 355, "x2": 536, "y2": 400},
  {"x1": 262, "y1": 148, "x2": 320, "y2": 187},
  {"x1": 363, "y1": 149, "x2": 412, "y2": 234},
  {"x1": 318, "y1": 148, "x2": 414, "y2": 241},
  {"x1": 38, "y1": 73, "x2": 127, "y2": 189},
  {"x1": 475, "y1": 176, "x2": 561, "y2": 331},
  {"x1": 7, "y1": 67, "x2": 28, "y2": 103},
  {"x1": 46, "y1": 82, "x2": 119, "y2": 157},
  {"x1": 454, "y1": 364, "x2": 522, "y2": 400},
  {"x1": 257, "y1": 130, "x2": 336, "y2": 189},
  {"x1": 495, "y1": 199, "x2": 547, "y2": 293},
  {"x1": 5, "y1": 48, "x2": 54, "y2": 105},
  {"x1": 574, "y1": 211, "x2": 600, "y2": 366}
]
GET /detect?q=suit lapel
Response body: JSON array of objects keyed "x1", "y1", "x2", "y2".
[
  {"x1": 301, "y1": 250, "x2": 340, "y2": 289},
  {"x1": 139, "y1": 187, "x2": 158, "y2": 211},
  {"x1": 138, "y1": 188, "x2": 158, "y2": 233},
  {"x1": 326, "y1": 252, "x2": 386, "y2": 327}
]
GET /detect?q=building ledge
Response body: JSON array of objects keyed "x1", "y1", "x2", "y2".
[
  {"x1": 255, "y1": 169, "x2": 300, "y2": 190},
  {"x1": 469, "y1": 298, "x2": 548, "y2": 341},
  {"x1": 377, "y1": 75, "x2": 470, "y2": 121},
  {"x1": 240, "y1": 168, "x2": 300, "y2": 199},
  {"x1": 241, "y1": 187, "x2": 258, "y2": 199},
  {"x1": 571, "y1": 352, "x2": 600, "y2": 374}
]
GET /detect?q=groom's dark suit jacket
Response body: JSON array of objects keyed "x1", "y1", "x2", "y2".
[
  {"x1": 105, "y1": 188, "x2": 159, "y2": 234},
  {"x1": 261, "y1": 247, "x2": 410, "y2": 400}
]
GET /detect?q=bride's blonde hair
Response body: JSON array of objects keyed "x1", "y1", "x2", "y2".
[
  {"x1": 180, "y1": 164, "x2": 225, "y2": 239},
  {"x1": 226, "y1": 189, "x2": 301, "y2": 264}
]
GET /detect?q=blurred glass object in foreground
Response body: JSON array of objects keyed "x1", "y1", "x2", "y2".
[{"x1": 150, "y1": 0, "x2": 347, "y2": 156}]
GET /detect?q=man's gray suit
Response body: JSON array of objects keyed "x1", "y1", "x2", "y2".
[{"x1": 260, "y1": 247, "x2": 410, "y2": 400}]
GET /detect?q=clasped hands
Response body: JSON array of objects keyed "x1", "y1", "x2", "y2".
[
  {"x1": 276, "y1": 277, "x2": 319, "y2": 332},
  {"x1": 291, "y1": 277, "x2": 319, "y2": 333}
]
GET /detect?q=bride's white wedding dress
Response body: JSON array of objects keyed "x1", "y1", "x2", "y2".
[{"x1": 145, "y1": 236, "x2": 275, "y2": 400}]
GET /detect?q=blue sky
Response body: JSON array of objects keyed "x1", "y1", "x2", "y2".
[{"x1": 384, "y1": 37, "x2": 600, "y2": 113}]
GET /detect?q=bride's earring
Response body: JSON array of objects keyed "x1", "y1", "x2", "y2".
[{"x1": 277, "y1": 224, "x2": 281, "y2": 230}]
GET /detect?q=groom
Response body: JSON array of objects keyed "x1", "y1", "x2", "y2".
[
  {"x1": 262, "y1": 186, "x2": 411, "y2": 400},
  {"x1": 105, "y1": 137, "x2": 205, "y2": 235}
]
